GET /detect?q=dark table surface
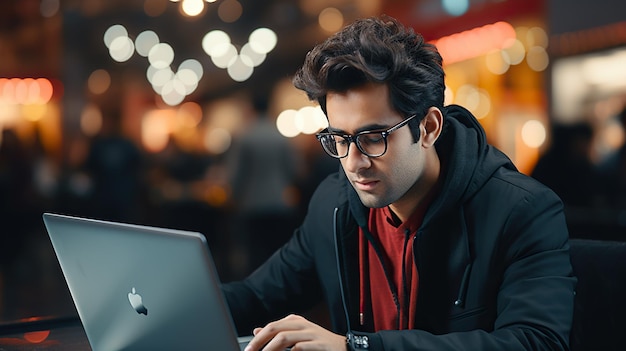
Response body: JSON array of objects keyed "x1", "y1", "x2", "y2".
[{"x1": 0, "y1": 316, "x2": 91, "y2": 350}]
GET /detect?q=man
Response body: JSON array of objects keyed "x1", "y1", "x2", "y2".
[{"x1": 222, "y1": 15, "x2": 575, "y2": 351}]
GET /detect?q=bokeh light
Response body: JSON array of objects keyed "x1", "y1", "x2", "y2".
[
  {"x1": 104, "y1": 25, "x2": 127, "y2": 48},
  {"x1": 218, "y1": 0, "x2": 243, "y2": 23},
  {"x1": 109, "y1": 36, "x2": 135, "y2": 62},
  {"x1": 176, "y1": 68, "x2": 199, "y2": 95},
  {"x1": 202, "y1": 30, "x2": 231, "y2": 57},
  {"x1": 210, "y1": 44, "x2": 238, "y2": 69},
  {"x1": 24, "y1": 330, "x2": 50, "y2": 344},
  {"x1": 142, "y1": 109, "x2": 172, "y2": 152},
  {"x1": 80, "y1": 103, "x2": 103, "y2": 136},
  {"x1": 527, "y1": 27, "x2": 549, "y2": 48},
  {"x1": 502, "y1": 39, "x2": 525, "y2": 65},
  {"x1": 179, "y1": 59, "x2": 204, "y2": 80},
  {"x1": 177, "y1": 101, "x2": 203, "y2": 128},
  {"x1": 87, "y1": 69, "x2": 111, "y2": 95},
  {"x1": 454, "y1": 84, "x2": 491, "y2": 119},
  {"x1": 527, "y1": 46, "x2": 549, "y2": 72},
  {"x1": 318, "y1": 8, "x2": 344, "y2": 33},
  {"x1": 160, "y1": 78, "x2": 187, "y2": 106},
  {"x1": 201, "y1": 27, "x2": 277, "y2": 82},
  {"x1": 204, "y1": 128, "x2": 232, "y2": 154},
  {"x1": 276, "y1": 109, "x2": 300, "y2": 137},
  {"x1": 0, "y1": 78, "x2": 54, "y2": 104},
  {"x1": 240, "y1": 43, "x2": 266, "y2": 67},
  {"x1": 22, "y1": 104, "x2": 48, "y2": 122},
  {"x1": 295, "y1": 106, "x2": 327, "y2": 134},
  {"x1": 433, "y1": 21, "x2": 516, "y2": 65},
  {"x1": 485, "y1": 50, "x2": 510, "y2": 75},
  {"x1": 181, "y1": 0, "x2": 205, "y2": 17},
  {"x1": 148, "y1": 43, "x2": 175, "y2": 69},
  {"x1": 442, "y1": 0, "x2": 469, "y2": 16},
  {"x1": 276, "y1": 106, "x2": 328, "y2": 137},
  {"x1": 521, "y1": 120, "x2": 547, "y2": 148},
  {"x1": 249, "y1": 28, "x2": 277, "y2": 55},
  {"x1": 135, "y1": 30, "x2": 160, "y2": 57},
  {"x1": 227, "y1": 56, "x2": 254, "y2": 82}
]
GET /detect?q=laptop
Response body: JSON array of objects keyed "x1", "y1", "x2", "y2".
[{"x1": 43, "y1": 212, "x2": 254, "y2": 351}]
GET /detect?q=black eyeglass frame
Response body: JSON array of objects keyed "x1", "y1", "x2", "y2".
[{"x1": 316, "y1": 114, "x2": 418, "y2": 159}]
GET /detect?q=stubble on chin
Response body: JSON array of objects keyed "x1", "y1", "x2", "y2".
[{"x1": 354, "y1": 189, "x2": 388, "y2": 209}]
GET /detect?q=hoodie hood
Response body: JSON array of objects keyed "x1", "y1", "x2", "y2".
[{"x1": 425, "y1": 104, "x2": 516, "y2": 221}]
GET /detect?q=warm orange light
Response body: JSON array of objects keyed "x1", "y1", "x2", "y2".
[
  {"x1": 319, "y1": 7, "x2": 344, "y2": 33},
  {"x1": 22, "y1": 104, "x2": 48, "y2": 122},
  {"x1": 24, "y1": 330, "x2": 50, "y2": 343},
  {"x1": 204, "y1": 184, "x2": 229, "y2": 207},
  {"x1": 142, "y1": 109, "x2": 175, "y2": 152},
  {"x1": 87, "y1": 69, "x2": 111, "y2": 95},
  {"x1": 177, "y1": 101, "x2": 203, "y2": 128},
  {"x1": 0, "y1": 77, "x2": 54, "y2": 104},
  {"x1": 432, "y1": 21, "x2": 517, "y2": 65},
  {"x1": 36, "y1": 77, "x2": 54, "y2": 103},
  {"x1": 4, "y1": 78, "x2": 16, "y2": 103}
]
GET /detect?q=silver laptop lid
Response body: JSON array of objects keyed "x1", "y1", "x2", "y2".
[{"x1": 43, "y1": 212, "x2": 241, "y2": 351}]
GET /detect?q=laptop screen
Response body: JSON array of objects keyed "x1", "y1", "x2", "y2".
[{"x1": 43, "y1": 213, "x2": 243, "y2": 351}]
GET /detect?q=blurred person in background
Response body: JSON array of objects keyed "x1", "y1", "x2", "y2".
[
  {"x1": 83, "y1": 108, "x2": 143, "y2": 222},
  {"x1": 0, "y1": 129, "x2": 33, "y2": 318},
  {"x1": 222, "y1": 15, "x2": 575, "y2": 351},
  {"x1": 597, "y1": 105, "x2": 626, "y2": 209},
  {"x1": 0, "y1": 129, "x2": 32, "y2": 265},
  {"x1": 532, "y1": 122, "x2": 599, "y2": 208},
  {"x1": 226, "y1": 96, "x2": 301, "y2": 279}
]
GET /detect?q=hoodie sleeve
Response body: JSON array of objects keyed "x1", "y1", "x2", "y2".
[{"x1": 222, "y1": 172, "x2": 343, "y2": 335}]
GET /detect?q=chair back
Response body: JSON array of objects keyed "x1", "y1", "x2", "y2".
[{"x1": 569, "y1": 238, "x2": 626, "y2": 351}]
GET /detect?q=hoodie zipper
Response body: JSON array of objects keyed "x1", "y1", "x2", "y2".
[
  {"x1": 454, "y1": 263, "x2": 472, "y2": 307},
  {"x1": 335, "y1": 207, "x2": 473, "y2": 335},
  {"x1": 336, "y1": 206, "x2": 414, "y2": 330}
]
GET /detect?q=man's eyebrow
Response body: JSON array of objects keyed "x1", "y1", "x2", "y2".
[{"x1": 327, "y1": 123, "x2": 390, "y2": 134}]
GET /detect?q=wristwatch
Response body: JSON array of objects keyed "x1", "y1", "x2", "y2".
[{"x1": 346, "y1": 331, "x2": 369, "y2": 350}]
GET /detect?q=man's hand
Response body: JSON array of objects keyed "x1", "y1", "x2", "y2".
[{"x1": 244, "y1": 314, "x2": 347, "y2": 351}]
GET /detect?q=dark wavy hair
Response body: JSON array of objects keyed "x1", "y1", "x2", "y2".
[{"x1": 293, "y1": 15, "x2": 445, "y2": 140}]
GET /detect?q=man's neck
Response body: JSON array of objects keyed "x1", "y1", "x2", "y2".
[{"x1": 388, "y1": 151, "x2": 441, "y2": 223}]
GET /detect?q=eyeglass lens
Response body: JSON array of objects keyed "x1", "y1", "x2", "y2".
[{"x1": 320, "y1": 132, "x2": 386, "y2": 158}]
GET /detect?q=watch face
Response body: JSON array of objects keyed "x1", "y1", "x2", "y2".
[{"x1": 347, "y1": 332, "x2": 369, "y2": 350}]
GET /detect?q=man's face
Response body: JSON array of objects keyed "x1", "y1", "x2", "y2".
[{"x1": 326, "y1": 83, "x2": 426, "y2": 210}]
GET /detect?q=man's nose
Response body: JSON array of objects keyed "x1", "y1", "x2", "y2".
[{"x1": 343, "y1": 142, "x2": 371, "y2": 173}]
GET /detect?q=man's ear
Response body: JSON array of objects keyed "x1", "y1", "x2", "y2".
[{"x1": 421, "y1": 107, "x2": 443, "y2": 147}]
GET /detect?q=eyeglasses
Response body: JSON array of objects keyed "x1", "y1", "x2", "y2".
[{"x1": 316, "y1": 114, "x2": 417, "y2": 159}]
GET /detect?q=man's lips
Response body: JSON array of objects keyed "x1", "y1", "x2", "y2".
[{"x1": 353, "y1": 179, "x2": 379, "y2": 191}]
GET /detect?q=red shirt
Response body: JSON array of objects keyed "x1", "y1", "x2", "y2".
[{"x1": 359, "y1": 204, "x2": 429, "y2": 331}]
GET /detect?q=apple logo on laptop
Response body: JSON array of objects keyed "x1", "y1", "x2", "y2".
[{"x1": 128, "y1": 287, "x2": 148, "y2": 315}]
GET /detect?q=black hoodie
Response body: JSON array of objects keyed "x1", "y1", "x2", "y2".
[{"x1": 223, "y1": 105, "x2": 575, "y2": 351}]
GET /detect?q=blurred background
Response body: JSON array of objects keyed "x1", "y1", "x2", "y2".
[{"x1": 0, "y1": 0, "x2": 625, "y2": 326}]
